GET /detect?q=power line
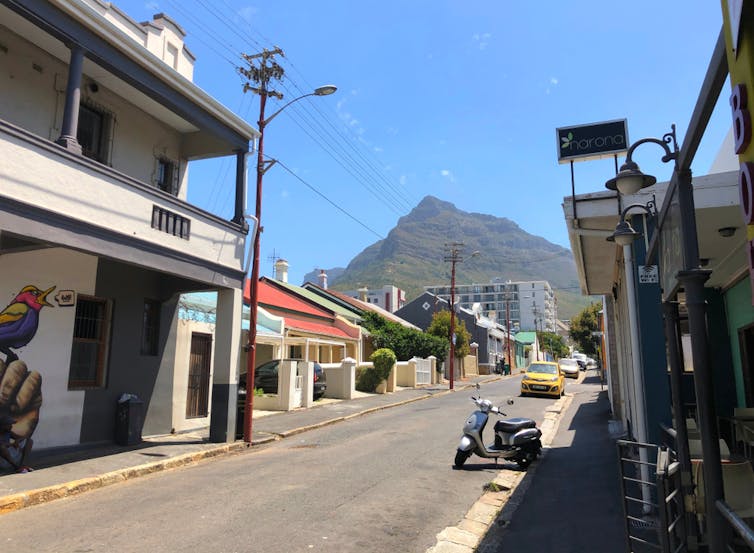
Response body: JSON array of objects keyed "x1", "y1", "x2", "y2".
[
  {"x1": 165, "y1": 1, "x2": 417, "y2": 218},
  {"x1": 273, "y1": 158, "x2": 385, "y2": 240}
]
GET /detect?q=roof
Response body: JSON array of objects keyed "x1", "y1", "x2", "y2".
[
  {"x1": 284, "y1": 317, "x2": 354, "y2": 338},
  {"x1": 246, "y1": 279, "x2": 359, "y2": 340},
  {"x1": 515, "y1": 331, "x2": 537, "y2": 344},
  {"x1": 261, "y1": 279, "x2": 361, "y2": 322},
  {"x1": 246, "y1": 279, "x2": 332, "y2": 320},
  {"x1": 303, "y1": 283, "x2": 420, "y2": 330}
]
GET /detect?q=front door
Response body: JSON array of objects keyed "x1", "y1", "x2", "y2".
[{"x1": 186, "y1": 332, "x2": 212, "y2": 418}]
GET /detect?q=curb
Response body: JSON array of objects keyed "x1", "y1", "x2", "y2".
[
  {"x1": 0, "y1": 378, "x2": 497, "y2": 516},
  {"x1": 426, "y1": 391, "x2": 573, "y2": 553},
  {"x1": 0, "y1": 441, "x2": 250, "y2": 516}
]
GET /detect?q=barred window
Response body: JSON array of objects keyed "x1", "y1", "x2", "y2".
[{"x1": 68, "y1": 295, "x2": 112, "y2": 389}]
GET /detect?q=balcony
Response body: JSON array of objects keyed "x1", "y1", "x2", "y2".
[{"x1": 0, "y1": 119, "x2": 246, "y2": 285}]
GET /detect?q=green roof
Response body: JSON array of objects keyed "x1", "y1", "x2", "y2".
[
  {"x1": 514, "y1": 331, "x2": 537, "y2": 345},
  {"x1": 268, "y1": 279, "x2": 361, "y2": 322}
]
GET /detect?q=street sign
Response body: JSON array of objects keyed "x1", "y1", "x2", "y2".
[{"x1": 638, "y1": 265, "x2": 659, "y2": 284}]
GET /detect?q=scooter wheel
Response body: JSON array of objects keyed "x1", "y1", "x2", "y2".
[
  {"x1": 516, "y1": 455, "x2": 532, "y2": 469},
  {"x1": 454, "y1": 449, "x2": 471, "y2": 468}
]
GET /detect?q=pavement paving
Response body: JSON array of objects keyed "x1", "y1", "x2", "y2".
[{"x1": 0, "y1": 369, "x2": 627, "y2": 552}]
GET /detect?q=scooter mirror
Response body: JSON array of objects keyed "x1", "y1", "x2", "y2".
[
  {"x1": 475, "y1": 383, "x2": 480, "y2": 391},
  {"x1": 506, "y1": 398, "x2": 515, "y2": 405}
]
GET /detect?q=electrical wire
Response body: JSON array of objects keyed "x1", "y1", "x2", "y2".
[{"x1": 271, "y1": 157, "x2": 385, "y2": 240}]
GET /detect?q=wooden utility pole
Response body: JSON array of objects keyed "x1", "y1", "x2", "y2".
[{"x1": 238, "y1": 48, "x2": 285, "y2": 443}]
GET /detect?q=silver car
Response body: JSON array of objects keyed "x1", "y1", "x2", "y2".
[{"x1": 558, "y1": 358, "x2": 580, "y2": 379}]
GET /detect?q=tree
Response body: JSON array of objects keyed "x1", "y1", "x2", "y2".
[
  {"x1": 569, "y1": 302, "x2": 602, "y2": 356},
  {"x1": 537, "y1": 330, "x2": 569, "y2": 359},
  {"x1": 426, "y1": 311, "x2": 471, "y2": 358},
  {"x1": 360, "y1": 311, "x2": 448, "y2": 361}
]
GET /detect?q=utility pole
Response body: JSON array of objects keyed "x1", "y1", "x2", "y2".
[
  {"x1": 238, "y1": 47, "x2": 285, "y2": 444},
  {"x1": 532, "y1": 305, "x2": 541, "y2": 361},
  {"x1": 504, "y1": 285, "x2": 512, "y2": 372},
  {"x1": 444, "y1": 243, "x2": 464, "y2": 390}
]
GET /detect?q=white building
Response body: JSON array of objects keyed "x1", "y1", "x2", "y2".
[
  {"x1": 341, "y1": 285, "x2": 406, "y2": 313},
  {"x1": 0, "y1": 1, "x2": 256, "y2": 449},
  {"x1": 424, "y1": 280, "x2": 557, "y2": 333}
]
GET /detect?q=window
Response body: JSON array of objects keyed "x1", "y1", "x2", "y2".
[
  {"x1": 68, "y1": 296, "x2": 112, "y2": 389},
  {"x1": 141, "y1": 299, "x2": 161, "y2": 356},
  {"x1": 156, "y1": 158, "x2": 178, "y2": 195},
  {"x1": 77, "y1": 103, "x2": 110, "y2": 163}
]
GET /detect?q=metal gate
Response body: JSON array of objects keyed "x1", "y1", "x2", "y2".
[
  {"x1": 415, "y1": 357, "x2": 431, "y2": 385},
  {"x1": 616, "y1": 440, "x2": 689, "y2": 553},
  {"x1": 186, "y1": 332, "x2": 212, "y2": 418}
]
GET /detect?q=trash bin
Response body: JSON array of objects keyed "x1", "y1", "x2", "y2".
[{"x1": 115, "y1": 394, "x2": 143, "y2": 446}]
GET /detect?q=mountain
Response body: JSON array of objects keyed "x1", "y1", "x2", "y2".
[{"x1": 307, "y1": 196, "x2": 591, "y2": 320}]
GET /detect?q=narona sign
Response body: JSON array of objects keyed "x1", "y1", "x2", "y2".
[{"x1": 556, "y1": 119, "x2": 629, "y2": 163}]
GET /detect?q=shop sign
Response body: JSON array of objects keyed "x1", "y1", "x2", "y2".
[
  {"x1": 556, "y1": 119, "x2": 628, "y2": 163},
  {"x1": 723, "y1": 4, "x2": 754, "y2": 305}
]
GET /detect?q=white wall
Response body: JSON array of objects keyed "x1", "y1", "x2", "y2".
[{"x1": 0, "y1": 248, "x2": 97, "y2": 448}]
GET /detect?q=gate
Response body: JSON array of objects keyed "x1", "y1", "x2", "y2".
[
  {"x1": 186, "y1": 332, "x2": 212, "y2": 418},
  {"x1": 415, "y1": 357, "x2": 431, "y2": 385},
  {"x1": 616, "y1": 440, "x2": 689, "y2": 553}
]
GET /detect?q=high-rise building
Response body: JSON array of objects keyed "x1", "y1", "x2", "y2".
[{"x1": 424, "y1": 279, "x2": 557, "y2": 333}]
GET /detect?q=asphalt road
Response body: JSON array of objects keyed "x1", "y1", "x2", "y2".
[{"x1": 0, "y1": 376, "x2": 564, "y2": 553}]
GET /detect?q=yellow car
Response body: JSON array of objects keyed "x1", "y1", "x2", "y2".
[{"x1": 520, "y1": 361, "x2": 565, "y2": 398}]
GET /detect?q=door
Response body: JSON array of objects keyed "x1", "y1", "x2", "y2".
[{"x1": 186, "y1": 332, "x2": 212, "y2": 418}]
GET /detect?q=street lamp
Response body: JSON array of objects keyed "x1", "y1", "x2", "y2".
[
  {"x1": 443, "y1": 245, "x2": 479, "y2": 390},
  {"x1": 606, "y1": 199, "x2": 657, "y2": 246},
  {"x1": 604, "y1": 124, "x2": 724, "y2": 551},
  {"x1": 243, "y1": 84, "x2": 337, "y2": 443}
]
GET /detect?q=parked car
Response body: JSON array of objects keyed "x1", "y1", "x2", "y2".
[
  {"x1": 558, "y1": 358, "x2": 580, "y2": 379},
  {"x1": 520, "y1": 361, "x2": 565, "y2": 398},
  {"x1": 572, "y1": 352, "x2": 588, "y2": 370},
  {"x1": 240, "y1": 359, "x2": 327, "y2": 400}
]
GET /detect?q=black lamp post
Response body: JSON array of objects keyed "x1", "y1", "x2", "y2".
[{"x1": 604, "y1": 124, "x2": 724, "y2": 552}]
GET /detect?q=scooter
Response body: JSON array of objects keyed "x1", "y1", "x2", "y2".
[{"x1": 454, "y1": 385, "x2": 542, "y2": 469}]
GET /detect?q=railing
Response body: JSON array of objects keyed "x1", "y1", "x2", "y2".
[{"x1": 660, "y1": 423, "x2": 754, "y2": 552}]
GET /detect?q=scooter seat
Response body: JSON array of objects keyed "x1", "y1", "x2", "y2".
[{"x1": 494, "y1": 417, "x2": 536, "y2": 433}]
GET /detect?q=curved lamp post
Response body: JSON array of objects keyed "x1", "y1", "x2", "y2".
[
  {"x1": 604, "y1": 124, "x2": 724, "y2": 552},
  {"x1": 606, "y1": 199, "x2": 657, "y2": 246},
  {"x1": 244, "y1": 84, "x2": 337, "y2": 443},
  {"x1": 605, "y1": 125, "x2": 678, "y2": 195}
]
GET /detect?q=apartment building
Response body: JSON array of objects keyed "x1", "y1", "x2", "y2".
[{"x1": 424, "y1": 279, "x2": 557, "y2": 333}]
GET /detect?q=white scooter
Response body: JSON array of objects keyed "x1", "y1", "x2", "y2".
[{"x1": 454, "y1": 385, "x2": 542, "y2": 469}]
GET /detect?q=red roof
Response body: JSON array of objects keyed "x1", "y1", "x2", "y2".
[
  {"x1": 284, "y1": 317, "x2": 353, "y2": 338},
  {"x1": 246, "y1": 279, "x2": 329, "y2": 318},
  {"x1": 246, "y1": 279, "x2": 357, "y2": 340}
]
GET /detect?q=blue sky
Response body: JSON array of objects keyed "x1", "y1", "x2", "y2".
[{"x1": 116, "y1": 1, "x2": 730, "y2": 285}]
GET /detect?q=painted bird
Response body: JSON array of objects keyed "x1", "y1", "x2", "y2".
[{"x1": 0, "y1": 285, "x2": 55, "y2": 364}]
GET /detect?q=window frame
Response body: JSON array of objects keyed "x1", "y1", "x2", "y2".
[
  {"x1": 141, "y1": 299, "x2": 161, "y2": 356},
  {"x1": 68, "y1": 295, "x2": 113, "y2": 390},
  {"x1": 155, "y1": 157, "x2": 178, "y2": 195},
  {"x1": 77, "y1": 102, "x2": 112, "y2": 164}
]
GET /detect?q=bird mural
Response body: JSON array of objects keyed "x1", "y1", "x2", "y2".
[{"x1": 0, "y1": 285, "x2": 55, "y2": 364}]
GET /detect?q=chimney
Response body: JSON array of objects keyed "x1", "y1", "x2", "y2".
[
  {"x1": 358, "y1": 287, "x2": 369, "y2": 302},
  {"x1": 318, "y1": 269, "x2": 328, "y2": 289},
  {"x1": 274, "y1": 259, "x2": 289, "y2": 283}
]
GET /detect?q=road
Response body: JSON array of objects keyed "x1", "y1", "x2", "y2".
[{"x1": 0, "y1": 376, "x2": 566, "y2": 553}]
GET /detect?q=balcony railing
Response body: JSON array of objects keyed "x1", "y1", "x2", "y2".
[{"x1": 0, "y1": 119, "x2": 245, "y2": 274}]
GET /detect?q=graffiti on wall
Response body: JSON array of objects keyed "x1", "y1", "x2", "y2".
[{"x1": 0, "y1": 285, "x2": 56, "y2": 465}]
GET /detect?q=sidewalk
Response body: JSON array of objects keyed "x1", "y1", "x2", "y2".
[
  {"x1": 0, "y1": 374, "x2": 497, "y2": 515},
  {"x1": 474, "y1": 372, "x2": 627, "y2": 552}
]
